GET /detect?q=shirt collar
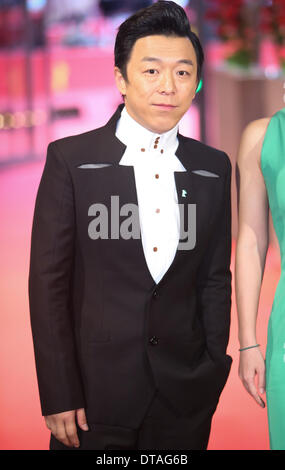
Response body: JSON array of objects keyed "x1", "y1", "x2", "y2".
[{"x1": 115, "y1": 106, "x2": 186, "y2": 171}]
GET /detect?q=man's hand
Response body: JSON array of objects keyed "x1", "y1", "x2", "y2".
[
  {"x1": 238, "y1": 347, "x2": 266, "y2": 408},
  {"x1": 44, "y1": 408, "x2": 89, "y2": 448}
]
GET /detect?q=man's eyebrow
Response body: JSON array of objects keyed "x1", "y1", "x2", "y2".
[{"x1": 141, "y1": 57, "x2": 194, "y2": 66}]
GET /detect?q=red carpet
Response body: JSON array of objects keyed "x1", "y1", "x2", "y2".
[{"x1": 0, "y1": 160, "x2": 279, "y2": 449}]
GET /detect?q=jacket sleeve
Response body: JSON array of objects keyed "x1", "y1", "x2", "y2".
[
  {"x1": 28, "y1": 141, "x2": 85, "y2": 416},
  {"x1": 197, "y1": 154, "x2": 232, "y2": 358}
]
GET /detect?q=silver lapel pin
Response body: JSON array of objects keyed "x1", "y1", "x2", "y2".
[{"x1": 182, "y1": 189, "x2": 187, "y2": 198}]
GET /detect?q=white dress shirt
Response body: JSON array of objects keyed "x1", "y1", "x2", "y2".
[{"x1": 115, "y1": 106, "x2": 186, "y2": 284}]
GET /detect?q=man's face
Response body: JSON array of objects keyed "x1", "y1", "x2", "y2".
[{"x1": 114, "y1": 34, "x2": 198, "y2": 134}]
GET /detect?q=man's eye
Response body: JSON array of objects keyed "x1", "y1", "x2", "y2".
[
  {"x1": 178, "y1": 71, "x2": 189, "y2": 76},
  {"x1": 146, "y1": 69, "x2": 157, "y2": 74}
]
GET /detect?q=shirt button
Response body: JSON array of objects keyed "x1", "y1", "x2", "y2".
[
  {"x1": 153, "y1": 247, "x2": 158, "y2": 252},
  {"x1": 155, "y1": 174, "x2": 159, "y2": 179},
  {"x1": 155, "y1": 208, "x2": 160, "y2": 213},
  {"x1": 149, "y1": 336, "x2": 159, "y2": 345},
  {"x1": 160, "y1": 149, "x2": 164, "y2": 154},
  {"x1": 154, "y1": 145, "x2": 158, "y2": 149},
  {"x1": 141, "y1": 148, "x2": 145, "y2": 152}
]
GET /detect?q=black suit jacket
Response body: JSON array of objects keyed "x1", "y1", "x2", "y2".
[{"x1": 28, "y1": 104, "x2": 232, "y2": 430}]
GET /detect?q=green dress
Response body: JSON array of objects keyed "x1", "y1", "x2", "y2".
[{"x1": 261, "y1": 107, "x2": 285, "y2": 450}]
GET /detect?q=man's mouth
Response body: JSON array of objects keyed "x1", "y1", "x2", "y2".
[{"x1": 152, "y1": 104, "x2": 177, "y2": 110}]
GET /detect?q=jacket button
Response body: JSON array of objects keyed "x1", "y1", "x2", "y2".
[
  {"x1": 152, "y1": 290, "x2": 158, "y2": 299},
  {"x1": 149, "y1": 336, "x2": 159, "y2": 345}
]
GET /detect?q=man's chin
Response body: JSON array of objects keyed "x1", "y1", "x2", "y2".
[{"x1": 151, "y1": 118, "x2": 180, "y2": 134}]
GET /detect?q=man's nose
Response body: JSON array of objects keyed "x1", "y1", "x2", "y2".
[{"x1": 158, "y1": 71, "x2": 176, "y2": 94}]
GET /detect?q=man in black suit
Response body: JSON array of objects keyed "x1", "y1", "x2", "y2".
[{"x1": 29, "y1": 1, "x2": 232, "y2": 450}]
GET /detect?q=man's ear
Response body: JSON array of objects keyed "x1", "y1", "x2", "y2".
[{"x1": 114, "y1": 67, "x2": 127, "y2": 96}]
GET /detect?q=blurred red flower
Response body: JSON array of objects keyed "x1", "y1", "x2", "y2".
[
  {"x1": 260, "y1": 0, "x2": 285, "y2": 45},
  {"x1": 205, "y1": 0, "x2": 254, "y2": 66}
]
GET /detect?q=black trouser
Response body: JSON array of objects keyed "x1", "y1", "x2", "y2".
[{"x1": 49, "y1": 390, "x2": 212, "y2": 450}]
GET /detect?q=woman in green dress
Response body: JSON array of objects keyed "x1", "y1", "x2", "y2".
[{"x1": 236, "y1": 108, "x2": 285, "y2": 450}]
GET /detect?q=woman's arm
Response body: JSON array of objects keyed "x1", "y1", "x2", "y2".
[{"x1": 235, "y1": 117, "x2": 270, "y2": 407}]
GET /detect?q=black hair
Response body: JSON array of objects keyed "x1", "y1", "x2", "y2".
[{"x1": 114, "y1": 0, "x2": 204, "y2": 86}]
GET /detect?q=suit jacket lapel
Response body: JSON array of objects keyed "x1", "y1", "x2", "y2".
[
  {"x1": 94, "y1": 103, "x2": 127, "y2": 165},
  {"x1": 89, "y1": 104, "x2": 140, "y2": 213},
  {"x1": 175, "y1": 134, "x2": 200, "y2": 249}
]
